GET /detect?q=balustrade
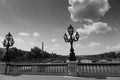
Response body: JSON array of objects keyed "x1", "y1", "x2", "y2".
[
  {"x1": 77, "y1": 63, "x2": 120, "y2": 76},
  {"x1": 7, "y1": 63, "x2": 68, "y2": 75},
  {"x1": 1, "y1": 62, "x2": 120, "y2": 77}
]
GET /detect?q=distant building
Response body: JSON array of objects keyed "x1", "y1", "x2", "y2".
[
  {"x1": 98, "y1": 60, "x2": 108, "y2": 63},
  {"x1": 80, "y1": 59, "x2": 93, "y2": 63},
  {"x1": 112, "y1": 59, "x2": 120, "y2": 63}
]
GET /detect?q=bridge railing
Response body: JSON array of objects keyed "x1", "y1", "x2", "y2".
[
  {"x1": 8, "y1": 63, "x2": 68, "y2": 75},
  {"x1": 77, "y1": 63, "x2": 120, "y2": 77},
  {"x1": 1, "y1": 62, "x2": 120, "y2": 77}
]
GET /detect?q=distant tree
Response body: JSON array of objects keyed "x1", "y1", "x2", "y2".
[
  {"x1": 116, "y1": 52, "x2": 120, "y2": 58},
  {"x1": 108, "y1": 51, "x2": 117, "y2": 59},
  {"x1": 31, "y1": 47, "x2": 42, "y2": 61},
  {"x1": 0, "y1": 48, "x2": 5, "y2": 61},
  {"x1": 41, "y1": 51, "x2": 50, "y2": 59},
  {"x1": 0, "y1": 46, "x2": 64, "y2": 63},
  {"x1": 8, "y1": 47, "x2": 26, "y2": 62}
]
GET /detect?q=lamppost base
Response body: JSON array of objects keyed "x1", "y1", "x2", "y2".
[{"x1": 69, "y1": 53, "x2": 76, "y2": 61}]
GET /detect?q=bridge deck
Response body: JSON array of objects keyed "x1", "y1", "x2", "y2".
[{"x1": 0, "y1": 75, "x2": 120, "y2": 80}]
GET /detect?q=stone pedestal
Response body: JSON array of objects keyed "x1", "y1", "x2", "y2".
[
  {"x1": 67, "y1": 61, "x2": 78, "y2": 76},
  {"x1": 0, "y1": 62, "x2": 6, "y2": 74}
]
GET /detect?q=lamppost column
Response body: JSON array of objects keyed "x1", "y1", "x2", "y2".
[
  {"x1": 6, "y1": 45, "x2": 10, "y2": 62},
  {"x1": 4, "y1": 43, "x2": 10, "y2": 75},
  {"x1": 2, "y1": 32, "x2": 15, "y2": 75},
  {"x1": 70, "y1": 35, "x2": 74, "y2": 52},
  {"x1": 64, "y1": 25, "x2": 80, "y2": 76},
  {"x1": 69, "y1": 42, "x2": 76, "y2": 61},
  {"x1": 64, "y1": 25, "x2": 79, "y2": 61}
]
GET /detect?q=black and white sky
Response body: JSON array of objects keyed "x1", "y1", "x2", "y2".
[{"x1": 0, "y1": 0, "x2": 120, "y2": 55}]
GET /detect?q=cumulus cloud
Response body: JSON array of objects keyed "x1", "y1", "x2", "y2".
[
  {"x1": 106, "y1": 44, "x2": 120, "y2": 51},
  {"x1": 51, "y1": 38, "x2": 56, "y2": 43},
  {"x1": 68, "y1": 0, "x2": 110, "y2": 22},
  {"x1": 33, "y1": 32, "x2": 40, "y2": 37},
  {"x1": 14, "y1": 38, "x2": 24, "y2": 43},
  {"x1": 28, "y1": 41, "x2": 36, "y2": 46},
  {"x1": 75, "y1": 43, "x2": 86, "y2": 49},
  {"x1": 75, "y1": 41, "x2": 100, "y2": 50},
  {"x1": 19, "y1": 32, "x2": 30, "y2": 36},
  {"x1": 79, "y1": 36, "x2": 88, "y2": 40},
  {"x1": 88, "y1": 41, "x2": 101, "y2": 48},
  {"x1": 0, "y1": 36, "x2": 3, "y2": 42},
  {"x1": 0, "y1": 36, "x2": 4, "y2": 47},
  {"x1": 77, "y1": 22, "x2": 112, "y2": 35},
  {"x1": 49, "y1": 44, "x2": 60, "y2": 52}
]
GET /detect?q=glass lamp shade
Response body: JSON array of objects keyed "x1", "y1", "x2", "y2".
[
  {"x1": 64, "y1": 33, "x2": 68, "y2": 40},
  {"x1": 5, "y1": 32, "x2": 12, "y2": 41},
  {"x1": 68, "y1": 25, "x2": 74, "y2": 35},
  {"x1": 3, "y1": 39, "x2": 7, "y2": 47},
  {"x1": 75, "y1": 32, "x2": 79, "y2": 40},
  {"x1": 10, "y1": 39, "x2": 15, "y2": 46}
]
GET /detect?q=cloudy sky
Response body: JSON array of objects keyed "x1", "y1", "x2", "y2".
[{"x1": 0, "y1": 0, "x2": 120, "y2": 55}]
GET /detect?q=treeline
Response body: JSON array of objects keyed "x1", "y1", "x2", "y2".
[
  {"x1": 0, "y1": 47, "x2": 65, "y2": 63},
  {"x1": 79, "y1": 51, "x2": 120, "y2": 62},
  {"x1": 1, "y1": 46, "x2": 120, "y2": 63}
]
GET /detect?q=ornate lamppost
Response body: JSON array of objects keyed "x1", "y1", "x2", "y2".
[
  {"x1": 64, "y1": 25, "x2": 79, "y2": 61},
  {"x1": 2, "y1": 32, "x2": 15, "y2": 74}
]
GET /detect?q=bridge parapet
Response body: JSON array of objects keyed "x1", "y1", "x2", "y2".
[
  {"x1": 1, "y1": 62, "x2": 120, "y2": 77},
  {"x1": 77, "y1": 63, "x2": 120, "y2": 77},
  {"x1": 8, "y1": 63, "x2": 68, "y2": 75}
]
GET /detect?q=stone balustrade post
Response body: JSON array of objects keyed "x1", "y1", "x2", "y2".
[{"x1": 67, "y1": 61, "x2": 78, "y2": 76}]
